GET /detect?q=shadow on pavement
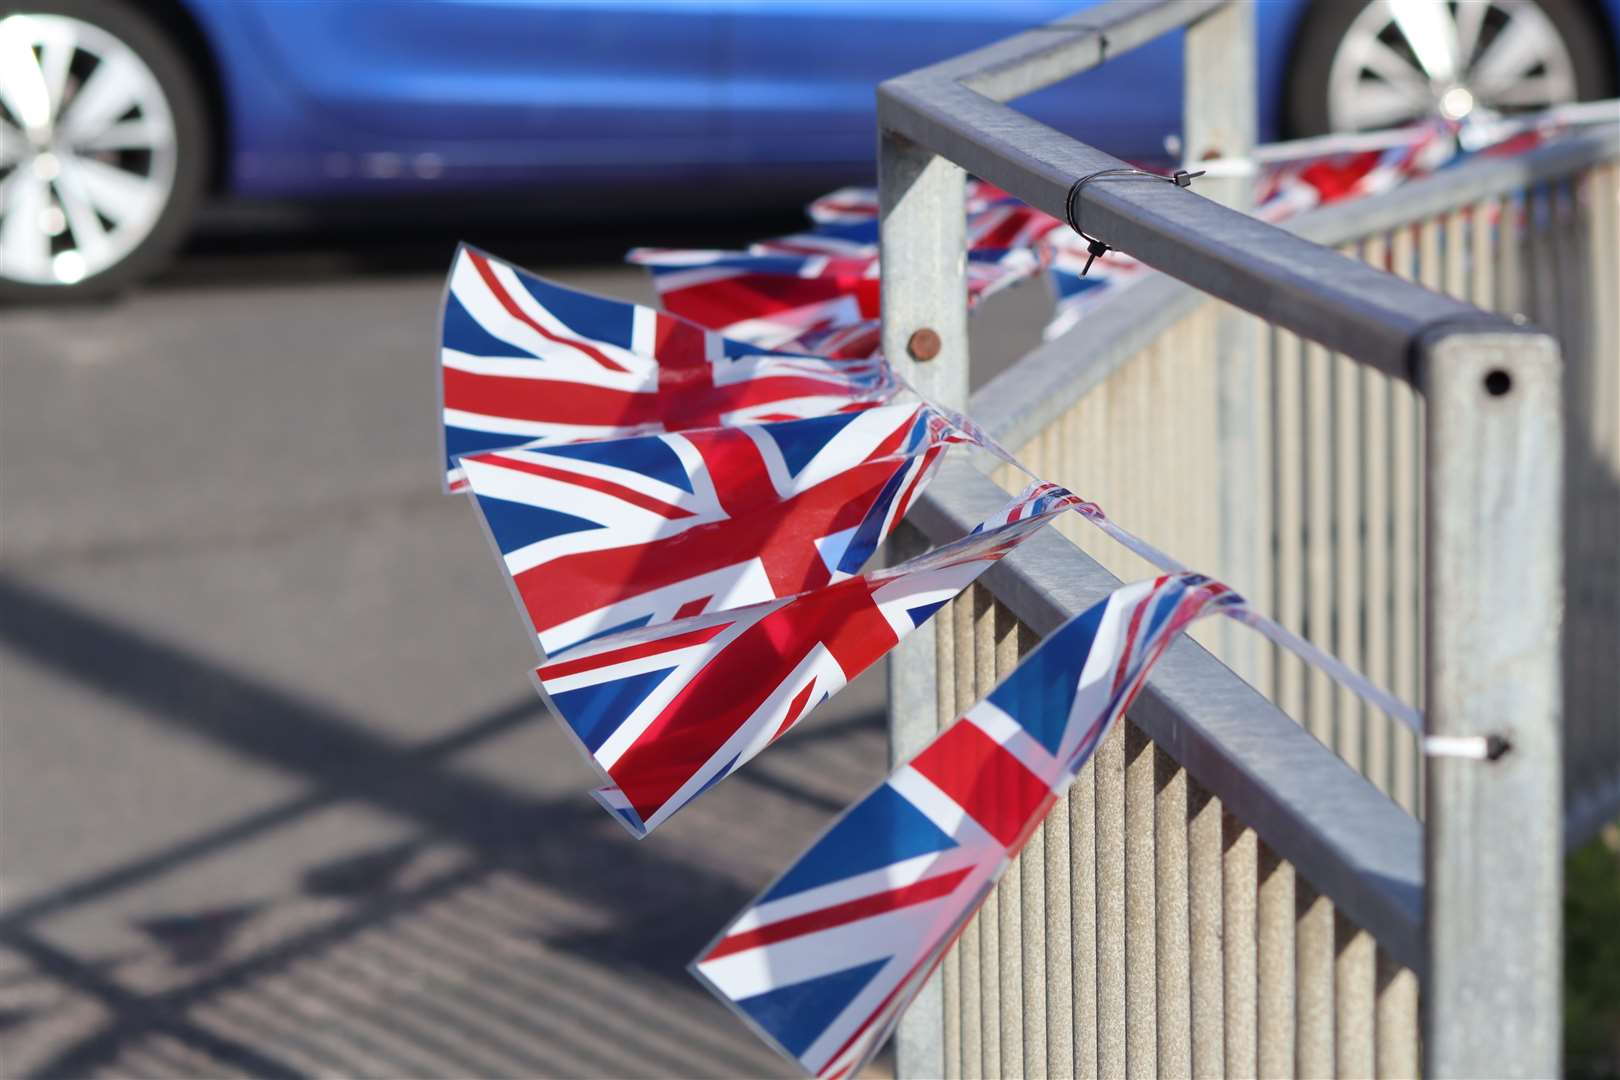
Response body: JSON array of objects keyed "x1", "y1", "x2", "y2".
[{"x1": 0, "y1": 574, "x2": 886, "y2": 1078}]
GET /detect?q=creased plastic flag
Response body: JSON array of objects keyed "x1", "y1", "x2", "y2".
[
  {"x1": 460, "y1": 403, "x2": 966, "y2": 656},
  {"x1": 693, "y1": 572, "x2": 1242, "y2": 1079},
  {"x1": 440, "y1": 244, "x2": 893, "y2": 489},
  {"x1": 531, "y1": 482, "x2": 1084, "y2": 838},
  {"x1": 628, "y1": 180, "x2": 1057, "y2": 355}
]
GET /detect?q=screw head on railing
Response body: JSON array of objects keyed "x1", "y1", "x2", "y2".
[{"x1": 907, "y1": 328, "x2": 942, "y2": 362}]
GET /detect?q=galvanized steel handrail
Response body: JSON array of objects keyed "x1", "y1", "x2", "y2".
[
  {"x1": 876, "y1": 0, "x2": 1537, "y2": 381},
  {"x1": 972, "y1": 126, "x2": 1620, "y2": 457}
]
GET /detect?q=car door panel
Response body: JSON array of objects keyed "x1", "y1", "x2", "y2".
[
  {"x1": 721, "y1": 0, "x2": 1184, "y2": 168},
  {"x1": 236, "y1": 1, "x2": 727, "y2": 164}
]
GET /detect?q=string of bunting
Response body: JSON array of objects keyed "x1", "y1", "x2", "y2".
[{"x1": 436, "y1": 119, "x2": 1548, "y2": 1078}]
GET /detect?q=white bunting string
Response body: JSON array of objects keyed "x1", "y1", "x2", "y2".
[{"x1": 909, "y1": 392, "x2": 1494, "y2": 758}]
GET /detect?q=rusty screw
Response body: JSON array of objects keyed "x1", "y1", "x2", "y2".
[{"x1": 907, "y1": 327, "x2": 942, "y2": 362}]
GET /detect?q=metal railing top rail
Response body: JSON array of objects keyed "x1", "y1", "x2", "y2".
[
  {"x1": 877, "y1": 0, "x2": 1539, "y2": 382},
  {"x1": 909, "y1": 458, "x2": 1426, "y2": 973},
  {"x1": 917, "y1": 0, "x2": 1223, "y2": 104},
  {"x1": 1289, "y1": 123, "x2": 1620, "y2": 248},
  {"x1": 970, "y1": 124, "x2": 1620, "y2": 454}
]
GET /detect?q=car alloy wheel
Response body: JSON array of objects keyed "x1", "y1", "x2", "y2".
[
  {"x1": 1326, "y1": 0, "x2": 1582, "y2": 132},
  {"x1": 0, "y1": 11, "x2": 178, "y2": 288}
]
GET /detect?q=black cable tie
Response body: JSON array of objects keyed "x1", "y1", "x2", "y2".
[{"x1": 1064, "y1": 166, "x2": 1205, "y2": 276}]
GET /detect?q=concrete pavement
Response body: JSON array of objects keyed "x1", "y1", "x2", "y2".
[{"x1": 0, "y1": 214, "x2": 1051, "y2": 1078}]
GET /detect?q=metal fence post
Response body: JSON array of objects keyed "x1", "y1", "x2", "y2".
[
  {"x1": 1183, "y1": 1, "x2": 1254, "y2": 212},
  {"x1": 1421, "y1": 329, "x2": 1564, "y2": 1078},
  {"x1": 880, "y1": 127, "x2": 968, "y2": 1080},
  {"x1": 1184, "y1": 1, "x2": 1260, "y2": 682}
]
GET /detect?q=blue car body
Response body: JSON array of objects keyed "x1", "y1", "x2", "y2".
[{"x1": 172, "y1": 0, "x2": 1619, "y2": 200}]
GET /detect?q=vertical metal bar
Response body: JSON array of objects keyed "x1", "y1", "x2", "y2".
[
  {"x1": 953, "y1": 594, "x2": 983, "y2": 1080},
  {"x1": 1187, "y1": 779, "x2": 1224, "y2": 1078},
  {"x1": 973, "y1": 589, "x2": 1001, "y2": 1079},
  {"x1": 1275, "y1": 329, "x2": 1307, "y2": 724},
  {"x1": 1470, "y1": 197, "x2": 1497, "y2": 311},
  {"x1": 888, "y1": 520, "x2": 945, "y2": 1080},
  {"x1": 1096, "y1": 719, "x2": 1128, "y2": 1080},
  {"x1": 1495, "y1": 190, "x2": 1523, "y2": 315},
  {"x1": 1305, "y1": 341, "x2": 1336, "y2": 749},
  {"x1": 1444, "y1": 210, "x2": 1468, "y2": 300},
  {"x1": 992, "y1": 605, "x2": 1023, "y2": 1077},
  {"x1": 1363, "y1": 353, "x2": 1393, "y2": 800},
  {"x1": 938, "y1": 595, "x2": 962, "y2": 1080},
  {"x1": 1556, "y1": 176, "x2": 1591, "y2": 810},
  {"x1": 1586, "y1": 163, "x2": 1620, "y2": 817},
  {"x1": 1155, "y1": 748, "x2": 1192, "y2": 1078},
  {"x1": 1567, "y1": 162, "x2": 1620, "y2": 830},
  {"x1": 1018, "y1": 621, "x2": 1049, "y2": 1080},
  {"x1": 1294, "y1": 881, "x2": 1335, "y2": 1078},
  {"x1": 1069, "y1": 750, "x2": 1098, "y2": 1080},
  {"x1": 1375, "y1": 950, "x2": 1420, "y2": 1079},
  {"x1": 1185, "y1": 1, "x2": 1258, "y2": 681},
  {"x1": 1387, "y1": 228, "x2": 1423, "y2": 814},
  {"x1": 1421, "y1": 329, "x2": 1563, "y2": 1078},
  {"x1": 1256, "y1": 843, "x2": 1295, "y2": 1079},
  {"x1": 1223, "y1": 815, "x2": 1258, "y2": 1078},
  {"x1": 1183, "y1": 1, "x2": 1255, "y2": 210},
  {"x1": 1045, "y1": 775, "x2": 1075, "y2": 1080},
  {"x1": 1252, "y1": 313, "x2": 1278, "y2": 700},
  {"x1": 1124, "y1": 722, "x2": 1158, "y2": 1078},
  {"x1": 1335, "y1": 913, "x2": 1376, "y2": 1078},
  {"x1": 1335, "y1": 341, "x2": 1365, "y2": 777},
  {"x1": 881, "y1": 124, "x2": 966, "y2": 1080}
]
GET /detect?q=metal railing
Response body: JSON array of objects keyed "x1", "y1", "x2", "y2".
[
  {"x1": 974, "y1": 127, "x2": 1620, "y2": 831},
  {"x1": 891, "y1": 467, "x2": 1423, "y2": 1079},
  {"x1": 880, "y1": 2, "x2": 1576, "y2": 1076}
]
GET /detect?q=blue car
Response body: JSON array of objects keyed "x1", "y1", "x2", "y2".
[{"x1": 1, "y1": 0, "x2": 1614, "y2": 298}]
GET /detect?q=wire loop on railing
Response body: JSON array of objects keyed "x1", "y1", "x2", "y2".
[{"x1": 1064, "y1": 167, "x2": 1205, "y2": 275}]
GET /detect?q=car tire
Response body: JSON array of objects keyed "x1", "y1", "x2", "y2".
[
  {"x1": 1285, "y1": 0, "x2": 1616, "y2": 137},
  {"x1": 0, "y1": 0, "x2": 209, "y2": 302}
]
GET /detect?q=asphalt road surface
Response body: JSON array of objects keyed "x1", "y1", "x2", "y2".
[{"x1": 0, "y1": 209, "x2": 1052, "y2": 1079}]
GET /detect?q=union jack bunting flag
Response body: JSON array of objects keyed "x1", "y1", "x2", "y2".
[
  {"x1": 629, "y1": 180, "x2": 1055, "y2": 352},
  {"x1": 779, "y1": 319, "x2": 882, "y2": 362},
  {"x1": 694, "y1": 572, "x2": 1243, "y2": 1079},
  {"x1": 1253, "y1": 120, "x2": 1458, "y2": 223},
  {"x1": 459, "y1": 403, "x2": 965, "y2": 656},
  {"x1": 805, "y1": 180, "x2": 1042, "y2": 226},
  {"x1": 440, "y1": 244, "x2": 892, "y2": 489},
  {"x1": 532, "y1": 483, "x2": 1084, "y2": 838},
  {"x1": 625, "y1": 243, "x2": 881, "y2": 352}
]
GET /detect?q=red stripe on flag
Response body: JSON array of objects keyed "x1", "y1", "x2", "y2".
[
  {"x1": 704, "y1": 866, "x2": 973, "y2": 961},
  {"x1": 814, "y1": 880, "x2": 978, "y2": 1078},
  {"x1": 479, "y1": 456, "x2": 695, "y2": 520},
  {"x1": 1110, "y1": 576, "x2": 1166, "y2": 697},
  {"x1": 466, "y1": 250, "x2": 630, "y2": 373},
  {"x1": 609, "y1": 578, "x2": 899, "y2": 819},
  {"x1": 770, "y1": 679, "x2": 818, "y2": 744},
  {"x1": 444, "y1": 364, "x2": 869, "y2": 431},
  {"x1": 675, "y1": 596, "x2": 710, "y2": 621},
  {"x1": 538, "y1": 622, "x2": 729, "y2": 680},
  {"x1": 442, "y1": 366, "x2": 658, "y2": 426},
  {"x1": 909, "y1": 722, "x2": 1052, "y2": 849}
]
